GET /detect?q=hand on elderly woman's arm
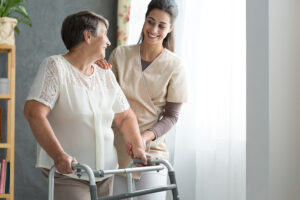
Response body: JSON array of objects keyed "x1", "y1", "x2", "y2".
[
  {"x1": 24, "y1": 100, "x2": 76, "y2": 174},
  {"x1": 114, "y1": 108, "x2": 147, "y2": 165},
  {"x1": 141, "y1": 130, "x2": 155, "y2": 145}
]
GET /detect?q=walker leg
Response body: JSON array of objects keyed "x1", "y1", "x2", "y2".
[
  {"x1": 168, "y1": 171, "x2": 180, "y2": 200},
  {"x1": 48, "y1": 166, "x2": 56, "y2": 200}
]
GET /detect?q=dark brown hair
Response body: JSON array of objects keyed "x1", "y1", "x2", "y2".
[
  {"x1": 61, "y1": 11, "x2": 109, "y2": 50},
  {"x1": 138, "y1": 0, "x2": 178, "y2": 52}
]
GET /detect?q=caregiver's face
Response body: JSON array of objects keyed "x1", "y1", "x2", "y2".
[{"x1": 143, "y1": 8, "x2": 174, "y2": 46}]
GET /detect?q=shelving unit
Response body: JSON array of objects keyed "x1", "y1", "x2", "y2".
[{"x1": 0, "y1": 44, "x2": 15, "y2": 200}]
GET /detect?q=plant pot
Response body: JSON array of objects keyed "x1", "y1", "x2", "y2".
[{"x1": 0, "y1": 17, "x2": 18, "y2": 45}]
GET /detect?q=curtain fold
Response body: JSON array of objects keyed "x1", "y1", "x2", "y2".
[
  {"x1": 117, "y1": 0, "x2": 132, "y2": 45},
  {"x1": 173, "y1": 0, "x2": 246, "y2": 200}
]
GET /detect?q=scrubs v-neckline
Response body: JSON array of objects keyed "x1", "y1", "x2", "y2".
[
  {"x1": 137, "y1": 46, "x2": 167, "y2": 124},
  {"x1": 138, "y1": 46, "x2": 166, "y2": 73}
]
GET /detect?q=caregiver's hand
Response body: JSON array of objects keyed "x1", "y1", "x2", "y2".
[{"x1": 95, "y1": 59, "x2": 112, "y2": 69}]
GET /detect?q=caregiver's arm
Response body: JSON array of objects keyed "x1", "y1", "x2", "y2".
[
  {"x1": 114, "y1": 108, "x2": 147, "y2": 164},
  {"x1": 24, "y1": 100, "x2": 75, "y2": 173},
  {"x1": 144, "y1": 102, "x2": 183, "y2": 142}
]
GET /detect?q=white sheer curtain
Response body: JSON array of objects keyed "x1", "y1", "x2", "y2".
[
  {"x1": 174, "y1": 0, "x2": 246, "y2": 200},
  {"x1": 127, "y1": 0, "x2": 151, "y2": 45},
  {"x1": 127, "y1": 0, "x2": 246, "y2": 199}
]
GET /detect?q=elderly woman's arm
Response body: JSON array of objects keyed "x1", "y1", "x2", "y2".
[
  {"x1": 114, "y1": 108, "x2": 147, "y2": 165},
  {"x1": 24, "y1": 100, "x2": 75, "y2": 174}
]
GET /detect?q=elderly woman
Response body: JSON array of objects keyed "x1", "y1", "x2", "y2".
[{"x1": 24, "y1": 11, "x2": 147, "y2": 200}]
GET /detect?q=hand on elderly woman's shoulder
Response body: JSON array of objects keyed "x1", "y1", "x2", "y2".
[{"x1": 95, "y1": 59, "x2": 112, "y2": 69}]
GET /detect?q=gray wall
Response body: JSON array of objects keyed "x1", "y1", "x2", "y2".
[
  {"x1": 247, "y1": 0, "x2": 300, "y2": 200},
  {"x1": 246, "y1": 0, "x2": 269, "y2": 199},
  {"x1": 268, "y1": 0, "x2": 300, "y2": 199},
  {"x1": 1, "y1": 1, "x2": 117, "y2": 199}
]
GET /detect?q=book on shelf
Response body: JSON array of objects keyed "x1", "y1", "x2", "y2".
[
  {"x1": 2, "y1": 160, "x2": 6, "y2": 193},
  {"x1": 0, "y1": 106, "x2": 1, "y2": 140},
  {"x1": 0, "y1": 159, "x2": 5, "y2": 193},
  {"x1": 0, "y1": 159, "x2": 10, "y2": 194},
  {"x1": 5, "y1": 162, "x2": 10, "y2": 194}
]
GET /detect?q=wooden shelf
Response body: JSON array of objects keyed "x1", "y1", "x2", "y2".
[
  {"x1": 0, "y1": 44, "x2": 15, "y2": 199},
  {"x1": 0, "y1": 94, "x2": 11, "y2": 100},
  {"x1": 0, "y1": 45, "x2": 14, "y2": 53},
  {"x1": 0, "y1": 193, "x2": 12, "y2": 198},
  {"x1": 0, "y1": 44, "x2": 14, "y2": 48},
  {"x1": 0, "y1": 143, "x2": 11, "y2": 148}
]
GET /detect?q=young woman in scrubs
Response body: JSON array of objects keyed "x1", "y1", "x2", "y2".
[{"x1": 98, "y1": 0, "x2": 188, "y2": 199}]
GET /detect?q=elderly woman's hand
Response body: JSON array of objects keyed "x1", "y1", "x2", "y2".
[
  {"x1": 126, "y1": 137, "x2": 146, "y2": 158},
  {"x1": 54, "y1": 152, "x2": 76, "y2": 174},
  {"x1": 126, "y1": 143, "x2": 148, "y2": 165},
  {"x1": 95, "y1": 59, "x2": 112, "y2": 69},
  {"x1": 131, "y1": 146, "x2": 148, "y2": 166}
]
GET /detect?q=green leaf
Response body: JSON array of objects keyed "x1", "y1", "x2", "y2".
[
  {"x1": 17, "y1": 4, "x2": 28, "y2": 16},
  {"x1": 15, "y1": 16, "x2": 31, "y2": 26},
  {"x1": 0, "y1": 0, "x2": 4, "y2": 9},
  {"x1": 11, "y1": 5, "x2": 31, "y2": 21},
  {"x1": 15, "y1": 4, "x2": 28, "y2": 15},
  {"x1": 0, "y1": 8, "x2": 4, "y2": 17},
  {"x1": 0, "y1": 0, "x2": 32, "y2": 34},
  {"x1": 2, "y1": 0, "x2": 23, "y2": 16},
  {"x1": 15, "y1": 25, "x2": 20, "y2": 35}
]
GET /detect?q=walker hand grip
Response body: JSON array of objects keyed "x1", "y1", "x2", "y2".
[
  {"x1": 71, "y1": 161, "x2": 78, "y2": 170},
  {"x1": 132, "y1": 158, "x2": 156, "y2": 166}
]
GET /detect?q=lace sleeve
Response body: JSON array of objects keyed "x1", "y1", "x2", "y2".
[
  {"x1": 105, "y1": 70, "x2": 129, "y2": 113},
  {"x1": 113, "y1": 86, "x2": 130, "y2": 113},
  {"x1": 26, "y1": 57, "x2": 60, "y2": 109}
]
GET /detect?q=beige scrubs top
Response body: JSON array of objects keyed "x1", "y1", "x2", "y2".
[{"x1": 109, "y1": 44, "x2": 188, "y2": 171}]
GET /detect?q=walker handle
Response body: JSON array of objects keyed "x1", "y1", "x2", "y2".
[
  {"x1": 71, "y1": 161, "x2": 79, "y2": 170},
  {"x1": 132, "y1": 158, "x2": 157, "y2": 166}
]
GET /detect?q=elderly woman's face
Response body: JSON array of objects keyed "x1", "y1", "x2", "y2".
[{"x1": 90, "y1": 22, "x2": 111, "y2": 59}]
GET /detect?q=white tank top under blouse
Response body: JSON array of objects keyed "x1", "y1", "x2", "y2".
[{"x1": 27, "y1": 55, "x2": 129, "y2": 181}]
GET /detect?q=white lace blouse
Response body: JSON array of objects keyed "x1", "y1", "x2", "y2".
[{"x1": 27, "y1": 55, "x2": 129, "y2": 181}]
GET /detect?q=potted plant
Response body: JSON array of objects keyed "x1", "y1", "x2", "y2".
[{"x1": 0, "y1": 0, "x2": 32, "y2": 45}]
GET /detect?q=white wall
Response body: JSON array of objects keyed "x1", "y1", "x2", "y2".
[
  {"x1": 269, "y1": 0, "x2": 300, "y2": 199},
  {"x1": 247, "y1": 0, "x2": 300, "y2": 199}
]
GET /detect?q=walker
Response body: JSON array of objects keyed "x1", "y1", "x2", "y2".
[{"x1": 48, "y1": 158, "x2": 180, "y2": 200}]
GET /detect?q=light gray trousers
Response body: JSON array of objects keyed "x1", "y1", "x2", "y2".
[
  {"x1": 113, "y1": 167, "x2": 168, "y2": 200},
  {"x1": 42, "y1": 168, "x2": 114, "y2": 200}
]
